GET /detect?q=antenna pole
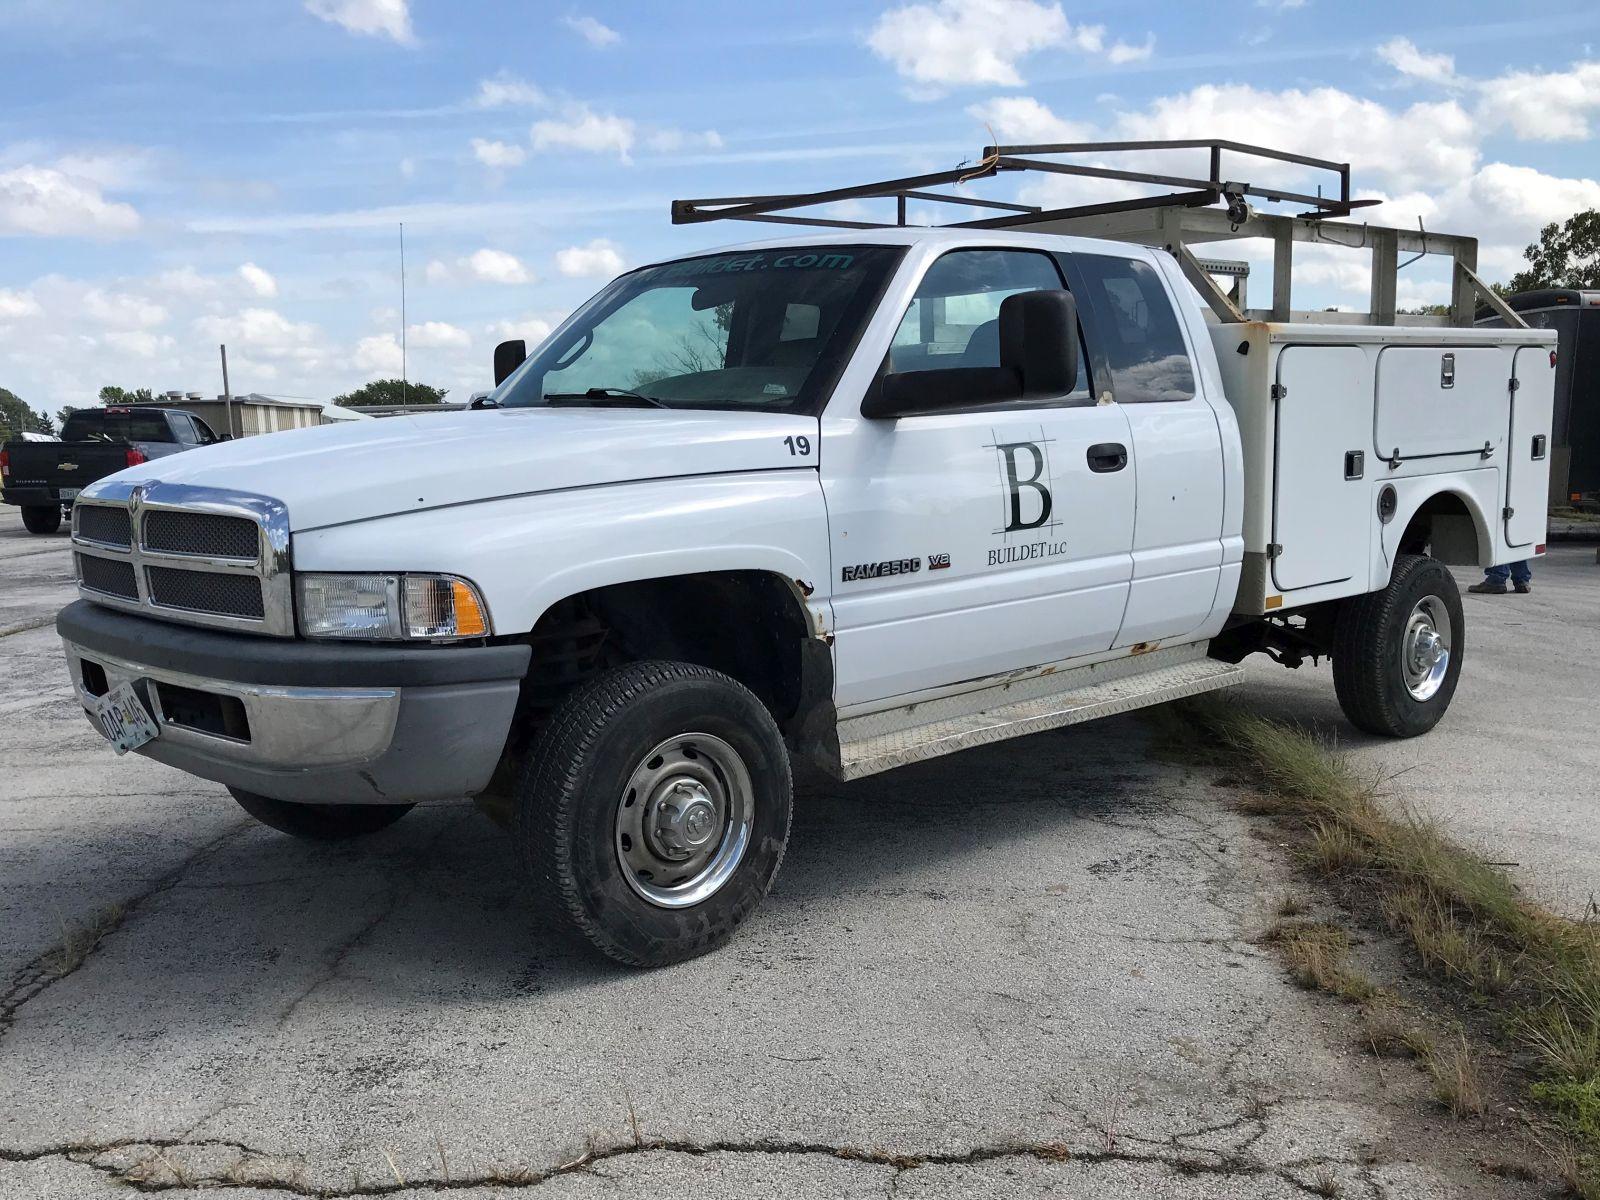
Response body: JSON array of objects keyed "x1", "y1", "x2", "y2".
[
  {"x1": 399, "y1": 222, "x2": 408, "y2": 406},
  {"x1": 219, "y1": 344, "x2": 234, "y2": 438}
]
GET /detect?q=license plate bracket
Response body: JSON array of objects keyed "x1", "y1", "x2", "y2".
[{"x1": 92, "y1": 681, "x2": 160, "y2": 755}]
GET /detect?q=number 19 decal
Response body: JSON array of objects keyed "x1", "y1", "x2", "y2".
[{"x1": 783, "y1": 435, "x2": 812, "y2": 457}]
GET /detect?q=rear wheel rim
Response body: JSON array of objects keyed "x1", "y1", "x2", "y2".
[
  {"x1": 614, "y1": 732, "x2": 753, "y2": 909},
  {"x1": 1401, "y1": 594, "x2": 1452, "y2": 702}
]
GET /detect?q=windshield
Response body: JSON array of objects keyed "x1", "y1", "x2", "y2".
[
  {"x1": 494, "y1": 245, "x2": 903, "y2": 414},
  {"x1": 62, "y1": 409, "x2": 176, "y2": 443}
]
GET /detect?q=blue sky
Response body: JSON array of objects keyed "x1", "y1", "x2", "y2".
[{"x1": 1, "y1": 0, "x2": 1597, "y2": 418}]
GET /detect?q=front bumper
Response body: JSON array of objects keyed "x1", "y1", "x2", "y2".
[{"x1": 57, "y1": 600, "x2": 530, "y2": 804}]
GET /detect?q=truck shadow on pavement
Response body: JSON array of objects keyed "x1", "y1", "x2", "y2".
[{"x1": 14, "y1": 715, "x2": 1184, "y2": 1024}]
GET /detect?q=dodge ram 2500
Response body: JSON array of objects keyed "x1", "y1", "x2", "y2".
[{"x1": 55, "y1": 213, "x2": 1554, "y2": 966}]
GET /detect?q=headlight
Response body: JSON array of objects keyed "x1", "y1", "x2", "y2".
[{"x1": 296, "y1": 573, "x2": 491, "y2": 640}]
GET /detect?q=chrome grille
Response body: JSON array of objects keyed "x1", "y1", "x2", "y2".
[
  {"x1": 147, "y1": 566, "x2": 266, "y2": 620},
  {"x1": 76, "y1": 505, "x2": 132, "y2": 547},
  {"x1": 70, "y1": 483, "x2": 293, "y2": 636},
  {"x1": 77, "y1": 553, "x2": 138, "y2": 600},
  {"x1": 144, "y1": 510, "x2": 260, "y2": 560}
]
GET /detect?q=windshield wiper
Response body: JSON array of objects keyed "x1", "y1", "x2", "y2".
[{"x1": 544, "y1": 387, "x2": 671, "y2": 409}]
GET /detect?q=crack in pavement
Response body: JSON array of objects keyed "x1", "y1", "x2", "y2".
[
  {"x1": 0, "y1": 820, "x2": 251, "y2": 1043},
  {"x1": 0, "y1": 1132, "x2": 1378, "y2": 1197}
]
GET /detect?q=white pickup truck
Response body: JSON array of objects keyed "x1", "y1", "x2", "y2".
[{"x1": 58, "y1": 147, "x2": 1555, "y2": 965}]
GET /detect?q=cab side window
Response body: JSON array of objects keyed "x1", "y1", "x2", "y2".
[
  {"x1": 888, "y1": 249, "x2": 1091, "y2": 401},
  {"x1": 1072, "y1": 254, "x2": 1196, "y2": 403}
]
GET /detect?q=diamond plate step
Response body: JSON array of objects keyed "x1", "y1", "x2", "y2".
[{"x1": 837, "y1": 655, "x2": 1243, "y2": 780}]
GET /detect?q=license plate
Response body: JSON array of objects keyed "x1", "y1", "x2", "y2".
[
  {"x1": 92, "y1": 682, "x2": 160, "y2": 755},
  {"x1": 58, "y1": 488, "x2": 80, "y2": 500}
]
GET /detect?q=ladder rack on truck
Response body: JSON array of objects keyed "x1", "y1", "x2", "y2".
[{"x1": 672, "y1": 138, "x2": 1527, "y2": 332}]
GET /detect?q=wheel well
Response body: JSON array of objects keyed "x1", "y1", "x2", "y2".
[
  {"x1": 499, "y1": 571, "x2": 835, "y2": 779},
  {"x1": 1397, "y1": 491, "x2": 1485, "y2": 565}
]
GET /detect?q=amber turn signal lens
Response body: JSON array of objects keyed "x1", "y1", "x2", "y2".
[{"x1": 450, "y1": 578, "x2": 488, "y2": 637}]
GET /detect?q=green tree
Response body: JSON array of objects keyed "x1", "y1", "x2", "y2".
[
  {"x1": 98, "y1": 386, "x2": 156, "y2": 405},
  {"x1": 1509, "y1": 209, "x2": 1600, "y2": 293},
  {"x1": 0, "y1": 387, "x2": 53, "y2": 441},
  {"x1": 330, "y1": 379, "x2": 449, "y2": 407}
]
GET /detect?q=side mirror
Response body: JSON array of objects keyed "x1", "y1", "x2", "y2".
[
  {"x1": 861, "y1": 289, "x2": 1080, "y2": 419},
  {"x1": 493, "y1": 339, "x2": 527, "y2": 386},
  {"x1": 999, "y1": 289, "x2": 1078, "y2": 397},
  {"x1": 468, "y1": 392, "x2": 499, "y2": 410}
]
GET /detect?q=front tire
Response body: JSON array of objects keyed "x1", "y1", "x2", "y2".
[
  {"x1": 22, "y1": 505, "x2": 62, "y2": 535},
  {"x1": 1332, "y1": 554, "x2": 1465, "y2": 737},
  {"x1": 228, "y1": 788, "x2": 414, "y2": 840},
  {"x1": 514, "y1": 661, "x2": 793, "y2": 967}
]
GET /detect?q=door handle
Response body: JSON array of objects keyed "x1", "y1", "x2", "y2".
[{"x1": 1086, "y1": 442, "x2": 1128, "y2": 473}]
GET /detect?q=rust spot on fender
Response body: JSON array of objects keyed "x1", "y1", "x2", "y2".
[
  {"x1": 795, "y1": 578, "x2": 815, "y2": 597},
  {"x1": 1129, "y1": 641, "x2": 1160, "y2": 656}
]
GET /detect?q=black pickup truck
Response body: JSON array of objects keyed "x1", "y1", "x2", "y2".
[{"x1": 1, "y1": 406, "x2": 221, "y2": 534}]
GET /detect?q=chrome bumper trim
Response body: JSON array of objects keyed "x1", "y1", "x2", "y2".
[{"x1": 63, "y1": 639, "x2": 399, "y2": 769}]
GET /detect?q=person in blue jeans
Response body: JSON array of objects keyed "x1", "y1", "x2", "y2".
[{"x1": 1469, "y1": 561, "x2": 1531, "y2": 595}]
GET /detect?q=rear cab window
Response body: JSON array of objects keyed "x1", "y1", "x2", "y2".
[
  {"x1": 61, "y1": 409, "x2": 179, "y2": 443},
  {"x1": 1070, "y1": 254, "x2": 1196, "y2": 404}
]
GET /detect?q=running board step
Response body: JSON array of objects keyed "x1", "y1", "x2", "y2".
[{"x1": 837, "y1": 656, "x2": 1244, "y2": 780}]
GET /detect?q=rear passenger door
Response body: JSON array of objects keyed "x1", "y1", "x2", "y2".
[{"x1": 1066, "y1": 252, "x2": 1225, "y2": 647}]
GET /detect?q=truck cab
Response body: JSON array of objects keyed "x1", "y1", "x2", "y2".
[{"x1": 55, "y1": 141, "x2": 1555, "y2": 966}]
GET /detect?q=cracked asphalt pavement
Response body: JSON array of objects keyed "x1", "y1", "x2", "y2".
[{"x1": 0, "y1": 506, "x2": 1547, "y2": 1198}]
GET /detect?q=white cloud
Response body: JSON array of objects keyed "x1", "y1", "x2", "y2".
[
  {"x1": 471, "y1": 138, "x2": 527, "y2": 169},
  {"x1": 0, "y1": 164, "x2": 139, "y2": 237},
  {"x1": 866, "y1": 0, "x2": 1146, "y2": 91},
  {"x1": 304, "y1": 0, "x2": 414, "y2": 44},
  {"x1": 0, "y1": 288, "x2": 41, "y2": 320},
  {"x1": 103, "y1": 330, "x2": 177, "y2": 358},
  {"x1": 487, "y1": 314, "x2": 559, "y2": 345},
  {"x1": 354, "y1": 333, "x2": 403, "y2": 374},
  {"x1": 1112, "y1": 83, "x2": 1478, "y2": 193},
  {"x1": 474, "y1": 73, "x2": 547, "y2": 108},
  {"x1": 643, "y1": 128, "x2": 725, "y2": 153},
  {"x1": 554, "y1": 239, "x2": 625, "y2": 278},
  {"x1": 463, "y1": 248, "x2": 533, "y2": 285},
  {"x1": 966, "y1": 97, "x2": 1093, "y2": 143},
  {"x1": 1107, "y1": 35, "x2": 1155, "y2": 65},
  {"x1": 406, "y1": 320, "x2": 471, "y2": 349},
  {"x1": 531, "y1": 102, "x2": 636, "y2": 161},
  {"x1": 423, "y1": 249, "x2": 533, "y2": 286},
  {"x1": 1478, "y1": 61, "x2": 1600, "y2": 141},
  {"x1": 193, "y1": 308, "x2": 322, "y2": 364},
  {"x1": 238, "y1": 262, "x2": 278, "y2": 299},
  {"x1": 1376, "y1": 37, "x2": 1458, "y2": 86},
  {"x1": 564, "y1": 14, "x2": 620, "y2": 47},
  {"x1": 81, "y1": 287, "x2": 166, "y2": 330}
]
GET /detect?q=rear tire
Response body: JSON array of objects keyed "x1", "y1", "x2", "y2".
[
  {"x1": 1332, "y1": 554, "x2": 1464, "y2": 737},
  {"x1": 228, "y1": 788, "x2": 414, "y2": 840},
  {"x1": 514, "y1": 660, "x2": 793, "y2": 967},
  {"x1": 22, "y1": 505, "x2": 62, "y2": 535}
]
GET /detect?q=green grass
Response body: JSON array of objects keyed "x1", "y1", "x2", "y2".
[{"x1": 1162, "y1": 699, "x2": 1600, "y2": 1187}]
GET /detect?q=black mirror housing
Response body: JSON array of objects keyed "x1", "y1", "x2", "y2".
[
  {"x1": 493, "y1": 339, "x2": 527, "y2": 386},
  {"x1": 999, "y1": 289, "x2": 1078, "y2": 397},
  {"x1": 862, "y1": 289, "x2": 1080, "y2": 419}
]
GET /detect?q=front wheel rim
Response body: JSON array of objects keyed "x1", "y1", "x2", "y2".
[
  {"x1": 1401, "y1": 594, "x2": 1452, "y2": 702},
  {"x1": 614, "y1": 732, "x2": 753, "y2": 909}
]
